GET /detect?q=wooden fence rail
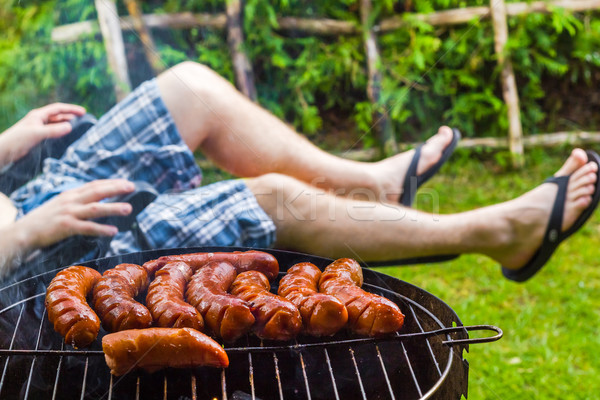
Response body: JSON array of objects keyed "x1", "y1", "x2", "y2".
[
  {"x1": 51, "y1": 1, "x2": 600, "y2": 42},
  {"x1": 50, "y1": 1, "x2": 600, "y2": 164}
]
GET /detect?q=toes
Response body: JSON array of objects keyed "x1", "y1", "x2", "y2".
[
  {"x1": 576, "y1": 195, "x2": 593, "y2": 210},
  {"x1": 569, "y1": 166, "x2": 598, "y2": 191},
  {"x1": 570, "y1": 159, "x2": 598, "y2": 180},
  {"x1": 426, "y1": 126, "x2": 453, "y2": 145},
  {"x1": 569, "y1": 184, "x2": 596, "y2": 203},
  {"x1": 555, "y1": 148, "x2": 588, "y2": 177},
  {"x1": 416, "y1": 126, "x2": 454, "y2": 176},
  {"x1": 437, "y1": 125, "x2": 453, "y2": 136}
]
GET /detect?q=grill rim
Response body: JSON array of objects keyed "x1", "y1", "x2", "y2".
[{"x1": 0, "y1": 246, "x2": 501, "y2": 400}]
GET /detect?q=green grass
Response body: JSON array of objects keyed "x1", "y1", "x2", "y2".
[
  {"x1": 200, "y1": 147, "x2": 600, "y2": 398},
  {"x1": 380, "y1": 147, "x2": 600, "y2": 399}
]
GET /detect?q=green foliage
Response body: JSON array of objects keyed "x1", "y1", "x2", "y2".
[
  {"x1": 0, "y1": 1, "x2": 113, "y2": 130},
  {"x1": 0, "y1": 0, "x2": 599, "y2": 150}
]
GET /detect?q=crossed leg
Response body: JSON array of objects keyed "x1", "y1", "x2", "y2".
[{"x1": 156, "y1": 61, "x2": 453, "y2": 203}]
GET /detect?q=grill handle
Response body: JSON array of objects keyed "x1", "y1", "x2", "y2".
[
  {"x1": 440, "y1": 324, "x2": 503, "y2": 346},
  {"x1": 0, "y1": 325, "x2": 503, "y2": 358},
  {"x1": 223, "y1": 324, "x2": 503, "y2": 353}
]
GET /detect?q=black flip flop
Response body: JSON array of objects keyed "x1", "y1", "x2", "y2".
[
  {"x1": 366, "y1": 128, "x2": 462, "y2": 267},
  {"x1": 399, "y1": 128, "x2": 461, "y2": 207},
  {"x1": 502, "y1": 150, "x2": 600, "y2": 282}
]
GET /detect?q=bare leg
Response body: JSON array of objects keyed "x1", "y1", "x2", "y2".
[
  {"x1": 156, "y1": 62, "x2": 453, "y2": 202},
  {"x1": 246, "y1": 149, "x2": 597, "y2": 268}
]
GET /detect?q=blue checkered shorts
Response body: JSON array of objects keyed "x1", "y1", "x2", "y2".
[{"x1": 10, "y1": 79, "x2": 276, "y2": 257}]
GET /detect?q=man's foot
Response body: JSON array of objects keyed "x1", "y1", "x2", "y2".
[
  {"x1": 491, "y1": 149, "x2": 598, "y2": 271},
  {"x1": 372, "y1": 126, "x2": 455, "y2": 203}
]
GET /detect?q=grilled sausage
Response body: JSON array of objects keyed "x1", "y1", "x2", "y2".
[
  {"x1": 102, "y1": 328, "x2": 229, "y2": 376},
  {"x1": 143, "y1": 250, "x2": 279, "y2": 280},
  {"x1": 45, "y1": 265, "x2": 101, "y2": 348},
  {"x1": 319, "y1": 258, "x2": 404, "y2": 336},
  {"x1": 186, "y1": 261, "x2": 255, "y2": 342},
  {"x1": 146, "y1": 261, "x2": 204, "y2": 330},
  {"x1": 231, "y1": 270, "x2": 302, "y2": 341},
  {"x1": 92, "y1": 263, "x2": 152, "y2": 332},
  {"x1": 278, "y1": 262, "x2": 348, "y2": 336}
]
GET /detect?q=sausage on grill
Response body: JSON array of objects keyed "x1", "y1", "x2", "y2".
[
  {"x1": 92, "y1": 263, "x2": 152, "y2": 332},
  {"x1": 231, "y1": 270, "x2": 302, "y2": 341},
  {"x1": 146, "y1": 261, "x2": 204, "y2": 330},
  {"x1": 102, "y1": 327, "x2": 229, "y2": 376},
  {"x1": 143, "y1": 250, "x2": 279, "y2": 280},
  {"x1": 278, "y1": 262, "x2": 348, "y2": 336},
  {"x1": 319, "y1": 258, "x2": 404, "y2": 336},
  {"x1": 185, "y1": 261, "x2": 255, "y2": 342},
  {"x1": 45, "y1": 265, "x2": 101, "y2": 348}
]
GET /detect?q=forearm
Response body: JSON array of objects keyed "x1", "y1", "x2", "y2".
[
  {"x1": 0, "y1": 221, "x2": 35, "y2": 280},
  {"x1": 0, "y1": 133, "x2": 18, "y2": 171}
]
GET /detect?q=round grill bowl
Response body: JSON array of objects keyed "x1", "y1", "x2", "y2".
[{"x1": 0, "y1": 246, "x2": 501, "y2": 400}]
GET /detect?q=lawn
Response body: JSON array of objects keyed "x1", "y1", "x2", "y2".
[{"x1": 201, "y1": 146, "x2": 600, "y2": 399}]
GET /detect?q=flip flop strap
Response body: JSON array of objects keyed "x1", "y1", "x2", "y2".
[
  {"x1": 401, "y1": 144, "x2": 423, "y2": 206},
  {"x1": 544, "y1": 175, "x2": 569, "y2": 245}
]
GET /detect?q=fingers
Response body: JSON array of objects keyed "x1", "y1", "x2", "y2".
[
  {"x1": 48, "y1": 180, "x2": 137, "y2": 240},
  {"x1": 70, "y1": 220, "x2": 120, "y2": 237},
  {"x1": 74, "y1": 202, "x2": 133, "y2": 221},
  {"x1": 26, "y1": 103, "x2": 86, "y2": 140},
  {"x1": 36, "y1": 103, "x2": 86, "y2": 122},
  {"x1": 47, "y1": 113, "x2": 79, "y2": 123},
  {"x1": 71, "y1": 179, "x2": 136, "y2": 204},
  {"x1": 40, "y1": 121, "x2": 73, "y2": 139}
]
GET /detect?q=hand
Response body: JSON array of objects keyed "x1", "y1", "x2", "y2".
[
  {"x1": 14, "y1": 179, "x2": 135, "y2": 251},
  {"x1": 0, "y1": 103, "x2": 86, "y2": 166}
]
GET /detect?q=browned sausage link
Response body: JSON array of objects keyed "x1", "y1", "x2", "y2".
[
  {"x1": 278, "y1": 262, "x2": 348, "y2": 337},
  {"x1": 45, "y1": 266, "x2": 102, "y2": 348},
  {"x1": 143, "y1": 250, "x2": 279, "y2": 280},
  {"x1": 146, "y1": 261, "x2": 204, "y2": 330},
  {"x1": 319, "y1": 258, "x2": 404, "y2": 336},
  {"x1": 92, "y1": 263, "x2": 152, "y2": 332},
  {"x1": 186, "y1": 261, "x2": 255, "y2": 343},
  {"x1": 102, "y1": 327, "x2": 229, "y2": 376},
  {"x1": 231, "y1": 271, "x2": 302, "y2": 341}
]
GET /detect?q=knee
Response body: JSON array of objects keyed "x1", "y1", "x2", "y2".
[
  {"x1": 247, "y1": 173, "x2": 305, "y2": 193},
  {"x1": 246, "y1": 174, "x2": 314, "y2": 207},
  {"x1": 162, "y1": 61, "x2": 235, "y2": 97},
  {"x1": 167, "y1": 61, "x2": 212, "y2": 79}
]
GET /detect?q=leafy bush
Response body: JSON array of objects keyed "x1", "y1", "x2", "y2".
[{"x1": 1, "y1": 0, "x2": 599, "y2": 150}]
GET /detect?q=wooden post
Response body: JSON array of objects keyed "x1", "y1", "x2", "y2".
[
  {"x1": 123, "y1": 0, "x2": 164, "y2": 75},
  {"x1": 95, "y1": 0, "x2": 131, "y2": 101},
  {"x1": 359, "y1": 0, "x2": 397, "y2": 157},
  {"x1": 490, "y1": 0, "x2": 524, "y2": 168},
  {"x1": 226, "y1": 0, "x2": 257, "y2": 101}
]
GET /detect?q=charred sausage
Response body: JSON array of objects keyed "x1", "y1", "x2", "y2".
[
  {"x1": 45, "y1": 265, "x2": 101, "y2": 348},
  {"x1": 319, "y1": 258, "x2": 404, "y2": 336},
  {"x1": 146, "y1": 261, "x2": 204, "y2": 330},
  {"x1": 231, "y1": 270, "x2": 302, "y2": 341},
  {"x1": 185, "y1": 261, "x2": 255, "y2": 342},
  {"x1": 143, "y1": 250, "x2": 279, "y2": 280},
  {"x1": 92, "y1": 263, "x2": 152, "y2": 332},
  {"x1": 278, "y1": 262, "x2": 348, "y2": 336},
  {"x1": 102, "y1": 327, "x2": 229, "y2": 376}
]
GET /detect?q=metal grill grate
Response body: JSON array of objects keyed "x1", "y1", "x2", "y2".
[{"x1": 0, "y1": 247, "x2": 502, "y2": 400}]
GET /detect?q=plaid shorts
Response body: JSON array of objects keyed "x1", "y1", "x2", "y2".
[{"x1": 10, "y1": 79, "x2": 276, "y2": 258}]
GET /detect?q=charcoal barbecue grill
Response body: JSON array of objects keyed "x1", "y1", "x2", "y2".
[{"x1": 0, "y1": 247, "x2": 502, "y2": 400}]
